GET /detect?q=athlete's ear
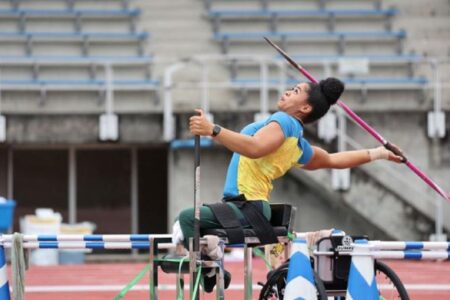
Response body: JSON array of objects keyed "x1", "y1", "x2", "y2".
[{"x1": 300, "y1": 103, "x2": 312, "y2": 115}]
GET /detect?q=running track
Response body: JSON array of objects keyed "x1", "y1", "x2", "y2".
[{"x1": 6, "y1": 259, "x2": 450, "y2": 299}]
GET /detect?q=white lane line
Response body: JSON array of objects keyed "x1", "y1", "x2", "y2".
[
  {"x1": 22, "y1": 283, "x2": 450, "y2": 293},
  {"x1": 24, "y1": 284, "x2": 260, "y2": 293},
  {"x1": 380, "y1": 284, "x2": 450, "y2": 291}
]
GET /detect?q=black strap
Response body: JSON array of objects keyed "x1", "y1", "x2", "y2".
[
  {"x1": 224, "y1": 195, "x2": 278, "y2": 245},
  {"x1": 235, "y1": 201, "x2": 278, "y2": 245},
  {"x1": 205, "y1": 203, "x2": 245, "y2": 244}
]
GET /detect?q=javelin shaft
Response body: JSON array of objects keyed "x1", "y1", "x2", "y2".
[{"x1": 264, "y1": 37, "x2": 450, "y2": 201}]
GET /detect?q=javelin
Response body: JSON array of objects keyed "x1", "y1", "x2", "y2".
[{"x1": 264, "y1": 37, "x2": 450, "y2": 202}]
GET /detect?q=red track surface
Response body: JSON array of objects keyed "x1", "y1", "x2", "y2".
[{"x1": 6, "y1": 259, "x2": 450, "y2": 299}]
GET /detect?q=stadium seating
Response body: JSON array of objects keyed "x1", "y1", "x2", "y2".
[
  {"x1": 0, "y1": 8, "x2": 140, "y2": 33},
  {"x1": 203, "y1": 0, "x2": 427, "y2": 94},
  {"x1": 0, "y1": 0, "x2": 158, "y2": 107},
  {"x1": 207, "y1": 8, "x2": 398, "y2": 33},
  {"x1": 214, "y1": 30, "x2": 406, "y2": 55},
  {"x1": 203, "y1": 0, "x2": 383, "y2": 10}
]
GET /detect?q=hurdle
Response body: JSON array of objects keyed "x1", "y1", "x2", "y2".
[
  {"x1": 313, "y1": 240, "x2": 450, "y2": 259},
  {"x1": 311, "y1": 238, "x2": 450, "y2": 299},
  {"x1": 0, "y1": 233, "x2": 179, "y2": 300},
  {"x1": 0, "y1": 233, "x2": 232, "y2": 299},
  {"x1": 0, "y1": 234, "x2": 168, "y2": 250}
]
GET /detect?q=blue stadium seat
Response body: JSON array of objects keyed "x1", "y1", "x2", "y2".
[
  {"x1": 0, "y1": 78, "x2": 160, "y2": 91},
  {"x1": 283, "y1": 53, "x2": 421, "y2": 63},
  {"x1": 0, "y1": 8, "x2": 140, "y2": 34},
  {"x1": 8, "y1": 0, "x2": 132, "y2": 10},
  {"x1": 231, "y1": 76, "x2": 427, "y2": 90},
  {"x1": 0, "y1": 32, "x2": 148, "y2": 40},
  {"x1": 0, "y1": 55, "x2": 153, "y2": 63},
  {"x1": 208, "y1": 8, "x2": 398, "y2": 32},
  {"x1": 0, "y1": 32, "x2": 148, "y2": 56},
  {"x1": 0, "y1": 8, "x2": 140, "y2": 18},
  {"x1": 203, "y1": 0, "x2": 383, "y2": 11},
  {"x1": 214, "y1": 30, "x2": 406, "y2": 54}
]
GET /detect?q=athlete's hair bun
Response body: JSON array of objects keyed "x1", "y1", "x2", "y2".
[{"x1": 319, "y1": 77, "x2": 345, "y2": 105}]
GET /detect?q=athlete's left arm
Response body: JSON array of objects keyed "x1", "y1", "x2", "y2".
[{"x1": 303, "y1": 146, "x2": 403, "y2": 170}]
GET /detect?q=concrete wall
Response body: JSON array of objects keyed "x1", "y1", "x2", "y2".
[{"x1": 5, "y1": 115, "x2": 164, "y2": 143}]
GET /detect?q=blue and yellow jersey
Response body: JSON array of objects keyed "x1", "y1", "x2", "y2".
[{"x1": 223, "y1": 112, "x2": 314, "y2": 201}]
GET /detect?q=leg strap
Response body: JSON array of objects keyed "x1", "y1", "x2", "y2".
[
  {"x1": 234, "y1": 201, "x2": 278, "y2": 245},
  {"x1": 207, "y1": 195, "x2": 279, "y2": 245},
  {"x1": 205, "y1": 203, "x2": 245, "y2": 244}
]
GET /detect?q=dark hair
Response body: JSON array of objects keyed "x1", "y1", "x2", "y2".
[{"x1": 303, "y1": 77, "x2": 345, "y2": 124}]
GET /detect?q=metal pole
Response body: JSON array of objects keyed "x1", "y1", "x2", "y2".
[
  {"x1": 7, "y1": 147, "x2": 13, "y2": 200},
  {"x1": 201, "y1": 62, "x2": 210, "y2": 114},
  {"x1": 332, "y1": 108, "x2": 350, "y2": 190},
  {"x1": 163, "y1": 63, "x2": 185, "y2": 141},
  {"x1": 244, "y1": 245, "x2": 253, "y2": 300},
  {"x1": 432, "y1": 59, "x2": 444, "y2": 240},
  {"x1": 190, "y1": 132, "x2": 201, "y2": 299},
  {"x1": 105, "y1": 63, "x2": 114, "y2": 115},
  {"x1": 338, "y1": 109, "x2": 346, "y2": 153},
  {"x1": 131, "y1": 147, "x2": 138, "y2": 255},
  {"x1": 68, "y1": 147, "x2": 76, "y2": 224},
  {"x1": 277, "y1": 60, "x2": 287, "y2": 98},
  {"x1": 260, "y1": 59, "x2": 269, "y2": 117}
]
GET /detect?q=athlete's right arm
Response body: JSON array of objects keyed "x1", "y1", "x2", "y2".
[{"x1": 189, "y1": 109, "x2": 284, "y2": 159}]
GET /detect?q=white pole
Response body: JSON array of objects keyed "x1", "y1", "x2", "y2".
[
  {"x1": 105, "y1": 63, "x2": 114, "y2": 115},
  {"x1": 201, "y1": 62, "x2": 210, "y2": 114},
  {"x1": 432, "y1": 59, "x2": 444, "y2": 240},
  {"x1": 163, "y1": 63, "x2": 185, "y2": 141},
  {"x1": 260, "y1": 59, "x2": 269, "y2": 116}
]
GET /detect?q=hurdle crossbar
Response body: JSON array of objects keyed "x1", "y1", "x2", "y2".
[
  {"x1": 0, "y1": 234, "x2": 172, "y2": 243},
  {"x1": 368, "y1": 241, "x2": 450, "y2": 251},
  {"x1": 1, "y1": 241, "x2": 151, "y2": 250},
  {"x1": 314, "y1": 250, "x2": 450, "y2": 260}
]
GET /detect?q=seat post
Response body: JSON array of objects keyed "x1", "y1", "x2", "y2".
[
  {"x1": 149, "y1": 236, "x2": 157, "y2": 300},
  {"x1": 244, "y1": 244, "x2": 253, "y2": 300}
]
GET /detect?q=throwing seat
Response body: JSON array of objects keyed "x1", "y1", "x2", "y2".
[{"x1": 149, "y1": 203, "x2": 295, "y2": 299}]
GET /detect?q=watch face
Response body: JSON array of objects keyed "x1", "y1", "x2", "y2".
[{"x1": 212, "y1": 125, "x2": 221, "y2": 136}]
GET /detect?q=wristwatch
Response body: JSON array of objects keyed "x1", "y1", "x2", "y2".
[{"x1": 211, "y1": 124, "x2": 221, "y2": 137}]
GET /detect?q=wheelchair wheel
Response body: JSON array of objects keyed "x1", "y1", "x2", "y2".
[
  {"x1": 375, "y1": 261, "x2": 409, "y2": 300},
  {"x1": 258, "y1": 262, "x2": 327, "y2": 300},
  {"x1": 331, "y1": 260, "x2": 409, "y2": 300}
]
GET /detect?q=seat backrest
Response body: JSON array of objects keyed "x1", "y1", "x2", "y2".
[{"x1": 269, "y1": 204, "x2": 293, "y2": 227}]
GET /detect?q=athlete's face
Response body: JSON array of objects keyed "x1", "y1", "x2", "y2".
[{"x1": 277, "y1": 82, "x2": 312, "y2": 117}]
